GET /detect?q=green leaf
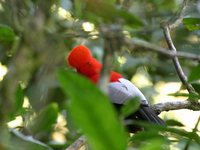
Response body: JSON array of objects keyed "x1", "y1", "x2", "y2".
[
  {"x1": 188, "y1": 64, "x2": 200, "y2": 82},
  {"x1": 183, "y1": 18, "x2": 200, "y2": 31},
  {"x1": 120, "y1": 97, "x2": 140, "y2": 118},
  {"x1": 0, "y1": 24, "x2": 15, "y2": 42},
  {"x1": 58, "y1": 70, "x2": 127, "y2": 150},
  {"x1": 9, "y1": 129, "x2": 53, "y2": 150},
  {"x1": 130, "y1": 130, "x2": 164, "y2": 142},
  {"x1": 74, "y1": 0, "x2": 84, "y2": 18},
  {"x1": 28, "y1": 103, "x2": 58, "y2": 134},
  {"x1": 169, "y1": 92, "x2": 200, "y2": 101},
  {"x1": 130, "y1": 130, "x2": 167, "y2": 150},
  {"x1": 134, "y1": 121, "x2": 200, "y2": 143},
  {"x1": 191, "y1": 82, "x2": 200, "y2": 94},
  {"x1": 15, "y1": 84, "x2": 24, "y2": 114},
  {"x1": 166, "y1": 119, "x2": 184, "y2": 127},
  {"x1": 140, "y1": 138, "x2": 166, "y2": 150}
]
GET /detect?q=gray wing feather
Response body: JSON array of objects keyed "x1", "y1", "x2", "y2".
[{"x1": 108, "y1": 78, "x2": 149, "y2": 105}]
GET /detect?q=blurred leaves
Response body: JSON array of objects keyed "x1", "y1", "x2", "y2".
[
  {"x1": 0, "y1": 0, "x2": 199, "y2": 149},
  {"x1": 0, "y1": 24, "x2": 15, "y2": 42},
  {"x1": 183, "y1": 18, "x2": 200, "y2": 31},
  {"x1": 165, "y1": 119, "x2": 184, "y2": 127},
  {"x1": 8, "y1": 129, "x2": 53, "y2": 150},
  {"x1": 120, "y1": 97, "x2": 140, "y2": 118},
  {"x1": 81, "y1": 0, "x2": 144, "y2": 27},
  {"x1": 58, "y1": 69, "x2": 127, "y2": 150},
  {"x1": 27, "y1": 103, "x2": 58, "y2": 135},
  {"x1": 188, "y1": 64, "x2": 200, "y2": 82},
  {"x1": 134, "y1": 121, "x2": 200, "y2": 144}
]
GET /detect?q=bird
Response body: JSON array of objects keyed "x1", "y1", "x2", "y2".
[{"x1": 67, "y1": 45, "x2": 165, "y2": 132}]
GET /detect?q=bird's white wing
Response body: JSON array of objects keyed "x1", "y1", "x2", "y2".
[{"x1": 108, "y1": 78, "x2": 149, "y2": 105}]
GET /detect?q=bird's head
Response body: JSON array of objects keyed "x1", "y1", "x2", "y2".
[
  {"x1": 67, "y1": 45, "x2": 102, "y2": 82},
  {"x1": 67, "y1": 45, "x2": 123, "y2": 83}
]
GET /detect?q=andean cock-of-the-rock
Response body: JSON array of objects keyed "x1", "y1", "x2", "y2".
[{"x1": 67, "y1": 45, "x2": 165, "y2": 132}]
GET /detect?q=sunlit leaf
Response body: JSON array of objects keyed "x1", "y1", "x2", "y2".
[
  {"x1": 183, "y1": 18, "x2": 200, "y2": 31},
  {"x1": 130, "y1": 130, "x2": 167, "y2": 150},
  {"x1": 58, "y1": 69, "x2": 127, "y2": 150},
  {"x1": 166, "y1": 119, "x2": 184, "y2": 127},
  {"x1": 130, "y1": 130, "x2": 164, "y2": 142},
  {"x1": 140, "y1": 138, "x2": 166, "y2": 150}
]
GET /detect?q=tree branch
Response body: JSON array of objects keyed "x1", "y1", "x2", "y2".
[
  {"x1": 152, "y1": 100, "x2": 200, "y2": 114},
  {"x1": 159, "y1": 0, "x2": 197, "y2": 94},
  {"x1": 169, "y1": 0, "x2": 190, "y2": 29},
  {"x1": 65, "y1": 32, "x2": 200, "y2": 61},
  {"x1": 124, "y1": 37, "x2": 200, "y2": 61},
  {"x1": 161, "y1": 23, "x2": 196, "y2": 94},
  {"x1": 65, "y1": 135, "x2": 86, "y2": 150},
  {"x1": 98, "y1": 24, "x2": 123, "y2": 93}
]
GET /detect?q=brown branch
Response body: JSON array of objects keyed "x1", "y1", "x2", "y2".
[
  {"x1": 65, "y1": 32, "x2": 200, "y2": 62},
  {"x1": 152, "y1": 100, "x2": 200, "y2": 114},
  {"x1": 98, "y1": 24, "x2": 123, "y2": 93},
  {"x1": 125, "y1": 37, "x2": 200, "y2": 61},
  {"x1": 65, "y1": 135, "x2": 86, "y2": 150},
  {"x1": 160, "y1": 0, "x2": 197, "y2": 95},
  {"x1": 161, "y1": 23, "x2": 196, "y2": 94}
]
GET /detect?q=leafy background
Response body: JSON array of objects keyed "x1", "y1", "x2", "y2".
[{"x1": 0, "y1": 0, "x2": 199, "y2": 150}]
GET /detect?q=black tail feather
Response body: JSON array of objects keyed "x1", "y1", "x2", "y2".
[
  {"x1": 137, "y1": 105, "x2": 165, "y2": 125},
  {"x1": 113, "y1": 103, "x2": 165, "y2": 132}
]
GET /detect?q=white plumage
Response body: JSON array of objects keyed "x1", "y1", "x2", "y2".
[{"x1": 108, "y1": 78, "x2": 149, "y2": 105}]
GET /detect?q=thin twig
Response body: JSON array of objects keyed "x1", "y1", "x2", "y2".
[
  {"x1": 160, "y1": 0, "x2": 197, "y2": 94},
  {"x1": 161, "y1": 23, "x2": 196, "y2": 94},
  {"x1": 125, "y1": 37, "x2": 200, "y2": 61},
  {"x1": 98, "y1": 24, "x2": 123, "y2": 93},
  {"x1": 65, "y1": 135, "x2": 86, "y2": 150},
  {"x1": 169, "y1": 0, "x2": 190, "y2": 29},
  {"x1": 65, "y1": 32, "x2": 200, "y2": 61},
  {"x1": 152, "y1": 100, "x2": 200, "y2": 114}
]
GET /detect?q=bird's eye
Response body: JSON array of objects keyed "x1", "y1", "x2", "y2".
[{"x1": 87, "y1": 62, "x2": 92, "y2": 66}]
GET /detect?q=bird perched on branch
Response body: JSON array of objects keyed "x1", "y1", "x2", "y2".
[{"x1": 67, "y1": 45, "x2": 165, "y2": 132}]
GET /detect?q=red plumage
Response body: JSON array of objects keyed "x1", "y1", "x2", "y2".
[
  {"x1": 67, "y1": 45, "x2": 123, "y2": 83},
  {"x1": 67, "y1": 45, "x2": 92, "y2": 68}
]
